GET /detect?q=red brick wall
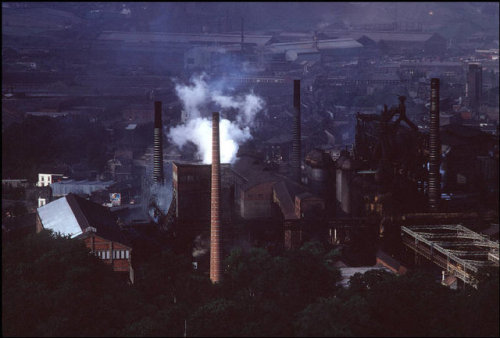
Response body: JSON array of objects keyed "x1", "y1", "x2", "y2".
[
  {"x1": 241, "y1": 182, "x2": 275, "y2": 219},
  {"x1": 83, "y1": 235, "x2": 132, "y2": 273}
]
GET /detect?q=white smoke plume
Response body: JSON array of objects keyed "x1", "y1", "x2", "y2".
[
  {"x1": 174, "y1": 74, "x2": 210, "y2": 120},
  {"x1": 169, "y1": 73, "x2": 265, "y2": 164}
]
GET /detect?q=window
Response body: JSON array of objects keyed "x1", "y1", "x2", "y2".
[
  {"x1": 106, "y1": 251, "x2": 110, "y2": 259},
  {"x1": 41, "y1": 176, "x2": 44, "y2": 181},
  {"x1": 125, "y1": 250, "x2": 130, "y2": 259},
  {"x1": 121, "y1": 250, "x2": 125, "y2": 259}
]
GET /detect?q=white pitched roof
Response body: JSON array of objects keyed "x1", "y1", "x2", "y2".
[{"x1": 37, "y1": 196, "x2": 82, "y2": 238}]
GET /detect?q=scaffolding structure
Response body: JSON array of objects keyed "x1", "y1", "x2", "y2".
[{"x1": 401, "y1": 224, "x2": 499, "y2": 287}]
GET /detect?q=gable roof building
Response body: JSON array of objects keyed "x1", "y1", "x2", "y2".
[{"x1": 36, "y1": 193, "x2": 134, "y2": 282}]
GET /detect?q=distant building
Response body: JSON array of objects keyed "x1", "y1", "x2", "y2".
[
  {"x1": 122, "y1": 104, "x2": 154, "y2": 124},
  {"x1": 440, "y1": 124, "x2": 498, "y2": 199},
  {"x1": 327, "y1": 31, "x2": 447, "y2": 56},
  {"x1": 466, "y1": 63, "x2": 483, "y2": 116},
  {"x1": 37, "y1": 173, "x2": 65, "y2": 187},
  {"x1": 2, "y1": 179, "x2": 29, "y2": 189},
  {"x1": 36, "y1": 193, "x2": 134, "y2": 283},
  {"x1": 51, "y1": 179, "x2": 115, "y2": 197}
]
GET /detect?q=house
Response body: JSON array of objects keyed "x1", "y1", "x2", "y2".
[
  {"x1": 37, "y1": 173, "x2": 65, "y2": 187},
  {"x1": 36, "y1": 193, "x2": 134, "y2": 283}
]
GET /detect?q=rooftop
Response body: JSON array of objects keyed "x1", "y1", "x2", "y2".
[
  {"x1": 38, "y1": 194, "x2": 130, "y2": 245},
  {"x1": 98, "y1": 31, "x2": 272, "y2": 46},
  {"x1": 268, "y1": 38, "x2": 362, "y2": 53}
]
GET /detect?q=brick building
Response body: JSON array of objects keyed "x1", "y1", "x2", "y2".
[{"x1": 36, "y1": 193, "x2": 134, "y2": 283}]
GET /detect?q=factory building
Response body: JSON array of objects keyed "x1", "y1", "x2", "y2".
[
  {"x1": 440, "y1": 123, "x2": 499, "y2": 208},
  {"x1": 324, "y1": 31, "x2": 447, "y2": 56},
  {"x1": 172, "y1": 162, "x2": 233, "y2": 228},
  {"x1": 232, "y1": 156, "x2": 278, "y2": 219}
]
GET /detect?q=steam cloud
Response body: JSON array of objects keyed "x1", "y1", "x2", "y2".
[{"x1": 168, "y1": 74, "x2": 265, "y2": 164}]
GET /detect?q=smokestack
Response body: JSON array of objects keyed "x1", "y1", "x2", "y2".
[
  {"x1": 291, "y1": 79, "x2": 301, "y2": 183},
  {"x1": 210, "y1": 112, "x2": 222, "y2": 283},
  {"x1": 153, "y1": 101, "x2": 164, "y2": 183},
  {"x1": 428, "y1": 78, "x2": 440, "y2": 211}
]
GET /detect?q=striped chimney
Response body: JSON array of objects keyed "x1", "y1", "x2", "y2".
[
  {"x1": 291, "y1": 79, "x2": 301, "y2": 183},
  {"x1": 428, "y1": 78, "x2": 441, "y2": 211},
  {"x1": 153, "y1": 101, "x2": 164, "y2": 183},
  {"x1": 210, "y1": 112, "x2": 222, "y2": 283}
]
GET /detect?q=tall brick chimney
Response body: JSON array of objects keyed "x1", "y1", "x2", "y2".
[
  {"x1": 428, "y1": 78, "x2": 441, "y2": 211},
  {"x1": 210, "y1": 112, "x2": 222, "y2": 283},
  {"x1": 291, "y1": 79, "x2": 301, "y2": 183},
  {"x1": 153, "y1": 101, "x2": 164, "y2": 183}
]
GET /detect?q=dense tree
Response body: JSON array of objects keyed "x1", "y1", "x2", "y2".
[{"x1": 3, "y1": 235, "x2": 498, "y2": 337}]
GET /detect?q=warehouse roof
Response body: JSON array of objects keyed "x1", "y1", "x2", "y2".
[
  {"x1": 268, "y1": 38, "x2": 362, "y2": 53},
  {"x1": 37, "y1": 196, "x2": 82, "y2": 238},
  {"x1": 51, "y1": 179, "x2": 114, "y2": 197},
  {"x1": 98, "y1": 31, "x2": 272, "y2": 46},
  {"x1": 37, "y1": 194, "x2": 129, "y2": 245},
  {"x1": 343, "y1": 32, "x2": 443, "y2": 43}
]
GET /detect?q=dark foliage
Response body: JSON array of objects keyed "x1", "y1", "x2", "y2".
[{"x1": 2, "y1": 235, "x2": 498, "y2": 337}]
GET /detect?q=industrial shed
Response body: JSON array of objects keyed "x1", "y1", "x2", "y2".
[{"x1": 36, "y1": 193, "x2": 134, "y2": 283}]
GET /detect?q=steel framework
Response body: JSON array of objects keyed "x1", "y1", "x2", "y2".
[{"x1": 401, "y1": 224, "x2": 499, "y2": 287}]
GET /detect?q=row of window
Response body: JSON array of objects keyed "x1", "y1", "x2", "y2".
[{"x1": 95, "y1": 250, "x2": 130, "y2": 260}]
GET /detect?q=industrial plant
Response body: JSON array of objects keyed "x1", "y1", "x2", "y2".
[{"x1": 2, "y1": 2, "x2": 499, "y2": 337}]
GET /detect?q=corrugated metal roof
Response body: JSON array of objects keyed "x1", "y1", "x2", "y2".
[
  {"x1": 98, "y1": 31, "x2": 272, "y2": 46},
  {"x1": 344, "y1": 32, "x2": 437, "y2": 43},
  {"x1": 51, "y1": 180, "x2": 114, "y2": 196},
  {"x1": 38, "y1": 194, "x2": 130, "y2": 245},
  {"x1": 400, "y1": 61, "x2": 463, "y2": 67},
  {"x1": 268, "y1": 38, "x2": 362, "y2": 53},
  {"x1": 37, "y1": 196, "x2": 82, "y2": 238}
]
